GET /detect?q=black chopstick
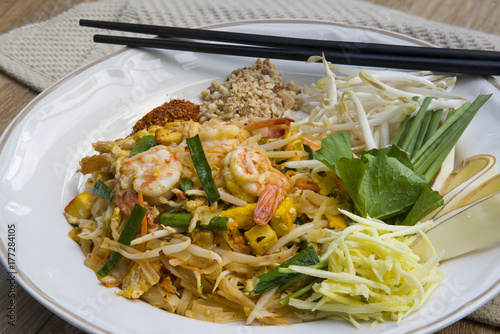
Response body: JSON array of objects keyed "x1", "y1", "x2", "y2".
[
  {"x1": 91, "y1": 34, "x2": 500, "y2": 75},
  {"x1": 80, "y1": 19, "x2": 500, "y2": 75},
  {"x1": 80, "y1": 19, "x2": 500, "y2": 61}
]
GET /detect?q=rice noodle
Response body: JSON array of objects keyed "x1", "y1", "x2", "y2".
[
  {"x1": 130, "y1": 227, "x2": 176, "y2": 245},
  {"x1": 246, "y1": 287, "x2": 278, "y2": 325},
  {"x1": 218, "y1": 245, "x2": 298, "y2": 266},
  {"x1": 218, "y1": 275, "x2": 255, "y2": 311},
  {"x1": 187, "y1": 244, "x2": 223, "y2": 271},
  {"x1": 101, "y1": 236, "x2": 191, "y2": 260},
  {"x1": 136, "y1": 260, "x2": 160, "y2": 286},
  {"x1": 259, "y1": 131, "x2": 302, "y2": 150},
  {"x1": 268, "y1": 223, "x2": 316, "y2": 254},
  {"x1": 265, "y1": 151, "x2": 309, "y2": 159},
  {"x1": 218, "y1": 189, "x2": 247, "y2": 206}
]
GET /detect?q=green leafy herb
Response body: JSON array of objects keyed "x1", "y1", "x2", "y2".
[
  {"x1": 338, "y1": 150, "x2": 430, "y2": 221},
  {"x1": 315, "y1": 133, "x2": 442, "y2": 225},
  {"x1": 315, "y1": 132, "x2": 352, "y2": 175},
  {"x1": 396, "y1": 185, "x2": 444, "y2": 225},
  {"x1": 186, "y1": 134, "x2": 220, "y2": 203},
  {"x1": 129, "y1": 135, "x2": 158, "y2": 157}
]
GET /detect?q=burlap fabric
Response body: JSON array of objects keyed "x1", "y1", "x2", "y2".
[{"x1": 0, "y1": 0, "x2": 498, "y2": 328}]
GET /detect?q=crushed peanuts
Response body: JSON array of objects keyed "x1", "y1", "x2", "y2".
[{"x1": 199, "y1": 59, "x2": 301, "y2": 122}]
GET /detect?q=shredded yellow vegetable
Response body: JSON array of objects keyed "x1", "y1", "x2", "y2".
[{"x1": 289, "y1": 209, "x2": 445, "y2": 326}]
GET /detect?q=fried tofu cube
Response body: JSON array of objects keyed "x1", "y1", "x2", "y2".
[
  {"x1": 326, "y1": 214, "x2": 348, "y2": 230},
  {"x1": 270, "y1": 197, "x2": 297, "y2": 236},
  {"x1": 220, "y1": 203, "x2": 257, "y2": 230},
  {"x1": 244, "y1": 224, "x2": 277, "y2": 255},
  {"x1": 64, "y1": 192, "x2": 96, "y2": 219}
]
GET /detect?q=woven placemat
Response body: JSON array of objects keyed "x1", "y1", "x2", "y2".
[
  {"x1": 0, "y1": 0, "x2": 498, "y2": 328},
  {"x1": 1, "y1": 0, "x2": 500, "y2": 92}
]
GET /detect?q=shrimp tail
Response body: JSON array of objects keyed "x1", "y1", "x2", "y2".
[{"x1": 254, "y1": 184, "x2": 286, "y2": 225}]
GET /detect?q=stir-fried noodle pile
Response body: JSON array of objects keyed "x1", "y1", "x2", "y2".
[{"x1": 65, "y1": 57, "x2": 470, "y2": 325}]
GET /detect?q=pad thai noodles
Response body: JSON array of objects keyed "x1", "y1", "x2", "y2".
[{"x1": 64, "y1": 57, "x2": 492, "y2": 326}]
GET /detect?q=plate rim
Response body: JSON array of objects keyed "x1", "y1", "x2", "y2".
[{"x1": 1, "y1": 18, "x2": 499, "y2": 334}]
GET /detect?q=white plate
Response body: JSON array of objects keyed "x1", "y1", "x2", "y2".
[{"x1": 1, "y1": 20, "x2": 499, "y2": 334}]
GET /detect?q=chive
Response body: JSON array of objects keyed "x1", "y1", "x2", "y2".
[
  {"x1": 392, "y1": 96, "x2": 419, "y2": 146},
  {"x1": 159, "y1": 213, "x2": 229, "y2": 231},
  {"x1": 129, "y1": 135, "x2": 158, "y2": 157},
  {"x1": 159, "y1": 213, "x2": 192, "y2": 227},
  {"x1": 400, "y1": 97, "x2": 433, "y2": 158},
  {"x1": 421, "y1": 129, "x2": 463, "y2": 181},
  {"x1": 97, "y1": 204, "x2": 147, "y2": 277},
  {"x1": 392, "y1": 114, "x2": 411, "y2": 147},
  {"x1": 411, "y1": 102, "x2": 470, "y2": 172},
  {"x1": 412, "y1": 94, "x2": 491, "y2": 181},
  {"x1": 278, "y1": 277, "x2": 324, "y2": 307},
  {"x1": 423, "y1": 109, "x2": 443, "y2": 144},
  {"x1": 413, "y1": 110, "x2": 433, "y2": 153},
  {"x1": 93, "y1": 179, "x2": 114, "y2": 204},
  {"x1": 204, "y1": 216, "x2": 230, "y2": 230},
  {"x1": 396, "y1": 116, "x2": 415, "y2": 151},
  {"x1": 186, "y1": 134, "x2": 220, "y2": 203},
  {"x1": 276, "y1": 261, "x2": 327, "y2": 292},
  {"x1": 277, "y1": 273, "x2": 306, "y2": 292},
  {"x1": 251, "y1": 246, "x2": 319, "y2": 295}
]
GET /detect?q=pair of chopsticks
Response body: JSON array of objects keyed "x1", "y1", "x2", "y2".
[{"x1": 80, "y1": 19, "x2": 500, "y2": 75}]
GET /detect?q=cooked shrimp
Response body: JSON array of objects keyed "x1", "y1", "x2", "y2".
[
  {"x1": 223, "y1": 147, "x2": 290, "y2": 225},
  {"x1": 118, "y1": 145, "x2": 183, "y2": 198},
  {"x1": 197, "y1": 119, "x2": 248, "y2": 154}
]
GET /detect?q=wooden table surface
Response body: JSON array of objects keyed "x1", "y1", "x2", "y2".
[{"x1": 0, "y1": 0, "x2": 499, "y2": 333}]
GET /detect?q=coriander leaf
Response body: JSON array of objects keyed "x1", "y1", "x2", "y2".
[{"x1": 315, "y1": 133, "x2": 352, "y2": 175}]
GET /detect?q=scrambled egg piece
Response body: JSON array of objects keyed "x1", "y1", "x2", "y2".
[{"x1": 120, "y1": 261, "x2": 161, "y2": 299}]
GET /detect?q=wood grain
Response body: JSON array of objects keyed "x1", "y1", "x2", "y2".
[{"x1": 0, "y1": 0, "x2": 499, "y2": 333}]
